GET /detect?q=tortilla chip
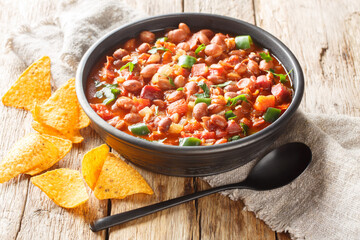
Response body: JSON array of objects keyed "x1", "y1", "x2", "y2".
[
  {"x1": 0, "y1": 133, "x2": 59, "y2": 183},
  {"x1": 31, "y1": 169, "x2": 89, "y2": 208},
  {"x1": 82, "y1": 144, "x2": 109, "y2": 190},
  {"x1": 78, "y1": 107, "x2": 90, "y2": 129},
  {"x1": 94, "y1": 153, "x2": 153, "y2": 200},
  {"x1": 1, "y1": 56, "x2": 51, "y2": 110},
  {"x1": 31, "y1": 78, "x2": 84, "y2": 143},
  {"x1": 25, "y1": 134, "x2": 72, "y2": 175}
]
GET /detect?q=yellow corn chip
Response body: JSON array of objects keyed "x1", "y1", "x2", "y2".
[
  {"x1": 82, "y1": 144, "x2": 109, "y2": 190},
  {"x1": 31, "y1": 120, "x2": 83, "y2": 144},
  {"x1": 0, "y1": 133, "x2": 59, "y2": 183},
  {"x1": 31, "y1": 169, "x2": 89, "y2": 208},
  {"x1": 94, "y1": 153, "x2": 153, "y2": 200},
  {"x1": 78, "y1": 107, "x2": 90, "y2": 129},
  {"x1": 32, "y1": 78, "x2": 84, "y2": 143},
  {"x1": 2, "y1": 56, "x2": 51, "y2": 110},
  {"x1": 25, "y1": 134, "x2": 72, "y2": 175}
]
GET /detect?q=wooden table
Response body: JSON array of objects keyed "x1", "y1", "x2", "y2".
[{"x1": 1, "y1": 0, "x2": 359, "y2": 239}]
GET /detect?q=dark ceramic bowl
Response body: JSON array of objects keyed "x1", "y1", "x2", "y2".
[{"x1": 76, "y1": 13, "x2": 304, "y2": 177}]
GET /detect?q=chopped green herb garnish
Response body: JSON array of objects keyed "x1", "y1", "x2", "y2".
[
  {"x1": 94, "y1": 82, "x2": 121, "y2": 105},
  {"x1": 195, "y1": 44, "x2": 206, "y2": 57},
  {"x1": 235, "y1": 35, "x2": 253, "y2": 49},
  {"x1": 263, "y1": 107, "x2": 281, "y2": 123},
  {"x1": 194, "y1": 81, "x2": 210, "y2": 98},
  {"x1": 120, "y1": 58, "x2": 138, "y2": 73},
  {"x1": 227, "y1": 94, "x2": 249, "y2": 106},
  {"x1": 176, "y1": 87, "x2": 184, "y2": 91},
  {"x1": 259, "y1": 52, "x2": 273, "y2": 62},
  {"x1": 240, "y1": 122, "x2": 249, "y2": 136},
  {"x1": 228, "y1": 135, "x2": 241, "y2": 142},
  {"x1": 267, "y1": 69, "x2": 293, "y2": 84},
  {"x1": 148, "y1": 47, "x2": 171, "y2": 54},
  {"x1": 225, "y1": 110, "x2": 237, "y2": 120},
  {"x1": 157, "y1": 37, "x2": 168, "y2": 42},
  {"x1": 210, "y1": 81, "x2": 233, "y2": 88},
  {"x1": 178, "y1": 55, "x2": 197, "y2": 69}
]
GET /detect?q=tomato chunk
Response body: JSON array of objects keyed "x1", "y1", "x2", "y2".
[
  {"x1": 140, "y1": 85, "x2": 163, "y2": 100},
  {"x1": 167, "y1": 99, "x2": 188, "y2": 116},
  {"x1": 90, "y1": 104, "x2": 114, "y2": 120},
  {"x1": 134, "y1": 98, "x2": 151, "y2": 111},
  {"x1": 191, "y1": 63, "x2": 209, "y2": 77}
]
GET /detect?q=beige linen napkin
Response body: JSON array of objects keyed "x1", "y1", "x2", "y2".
[{"x1": 1, "y1": 0, "x2": 359, "y2": 239}]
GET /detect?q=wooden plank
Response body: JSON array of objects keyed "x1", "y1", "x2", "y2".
[
  {"x1": 0, "y1": 1, "x2": 107, "y2": 239},
  {"x1": 108, "y1": 1, "x2": 199, "y2": 240}
]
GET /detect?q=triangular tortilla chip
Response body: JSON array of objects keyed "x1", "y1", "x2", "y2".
[
  {"x1": 31, "y1": 78, "x2": 84, "y2": 143},
  {"x1": 31, "y1": 169, "x2": 89, "y2": 208},
  {"x1": 82, "y1": 144, "x2": 109, "y2": 190},
  {"x1": 25, "y1": 134, "x2": 72, "y2": 175},
  {"x1": 94, "y1": 153, "x2": 153, "y2": 199},
  {"x1": 2, "y1": 56, "x2": 51, "y2": 110},
  {"x1": 0, "y1": 133, "x2": 59, "y2": 183},
  {"x1": 78, "y1": 107, "x2": 90, "y2": 129}
]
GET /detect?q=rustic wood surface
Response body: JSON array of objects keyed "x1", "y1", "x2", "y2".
[{"x1": 0, "y1": 0, "x2": 359, "y2": 239}]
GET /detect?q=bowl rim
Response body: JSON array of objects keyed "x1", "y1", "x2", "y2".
[{"x1": 76, "y1": 12, "x2": 304, "y2": 155}]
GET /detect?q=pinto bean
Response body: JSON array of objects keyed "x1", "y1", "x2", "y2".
[
  {"x1": 124, "y1": 38, "x2": 136, "y2": 51},
  {"x1": 156, "y1": 74, "x2": 174, "y2": 90},
  {"x1": 178, "y1": 23, "x2": 190, "y2": 35},
  {"x1": 199, "y1": 29, "x2": 215, "y2": 39},
  {"x1": 115, "y1": 120, "x2": 126, "y2": 130},
  {"x1": 208, "y1": 104, "x2": 225, "y2": 114},
  {"x1": 137, "y1": 43, "x2": 151, "y2": 53},
  {"x1": 205, "y1": 56, "x2": 217, "y2": 65},
  {"x1": 108, "y1": 116, "x2": 121, "y2": 127},
  {"x1": 234, "y1": 62, "x2": 247, "y2": 74},
  {"x1": 224, "y1": 92, "x2": 238, "y2": 99},
  {"x1": 205, "y1": 44, "x2": 223, "y2": 57},
  {"x1": 123, "y1": 80, "x2": 143, "y2": 92},
  {"x1": 124, "y1": 113, "x2": 142, "y2": 124},
  {"x1": 210, "y1": 33, "x2": 227, "y2": 50},
  {"x1": 249, "y1": 52, "x2": 261, "y2": 62},
  {"x1": 199, "y1": 33, "x2": 210, "y2": 45},
  {"x1": 174, "y1": 75, "x2": 186, "y2": 87},
  {"x1": 140, "y1": 64, "x2": 160, "y2": 78},
  {"x1": 229, "y1": 49, "x2": 247, "y2": 57},
  {"x1": 210, "y1": 115, "x2": 228, "y2": 129},
  {"x1": 247, "y1": 60, "x2": 260, "y2": 75},
  {"x1": 147, "y1": 53, "x2": 161, "y2": 63},
  {"x1": 177, "y1": 42, "x2": 190, "y2": 51},
  {"x1": 153, "y1": 99, "x2": 167, "y2": 109},
  {"x1": 185, "y1": 81, "x2": 199, "y2": 95},
  {"x1": 259, "y1": 60, "x2": 274, "y2": 71},
  {"x1": 158, "y1": 117, "x2": 172, "y2": 132},
  {"x1": 115, "y1": 97, "x2": 134, "y2": 110},
  {"x1": 167, "y1": 90, "x2": 185, "y2": 102},
  {"x1": 113, "y1": 48, "x2": 129, "y2": 59},
  {"x1": 168, "y1": 29, "x2": 187, "y2": 44},
  {"x1": 193, "y1": 102, "x2": 208, "y2": 121},
  {"x1": 208, "y1": 75, "x2": 226, "y2": 84},
  {"x1": 140, "y1": 31, "x2": 155, "y2": 43},
  {"x1": 224, "y1": 84, "x2": 239, "y2": 92}
]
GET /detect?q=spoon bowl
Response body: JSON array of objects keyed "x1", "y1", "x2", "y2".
[{"x1": 90, "y1": 142, "x2": 312, "y2": 232}]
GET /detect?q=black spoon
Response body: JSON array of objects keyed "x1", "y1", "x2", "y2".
[{"x1": 90, "y1": 142, "x2": 311, "y2": 232}]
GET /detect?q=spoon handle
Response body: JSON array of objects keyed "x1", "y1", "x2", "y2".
[{"x1": 90, "y1": 183, "x2": 240, "y2": 232}]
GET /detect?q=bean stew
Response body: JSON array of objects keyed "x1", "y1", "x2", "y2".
[{"x1": 86, "y1": 23, "x2": 293, "y2": 146}]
